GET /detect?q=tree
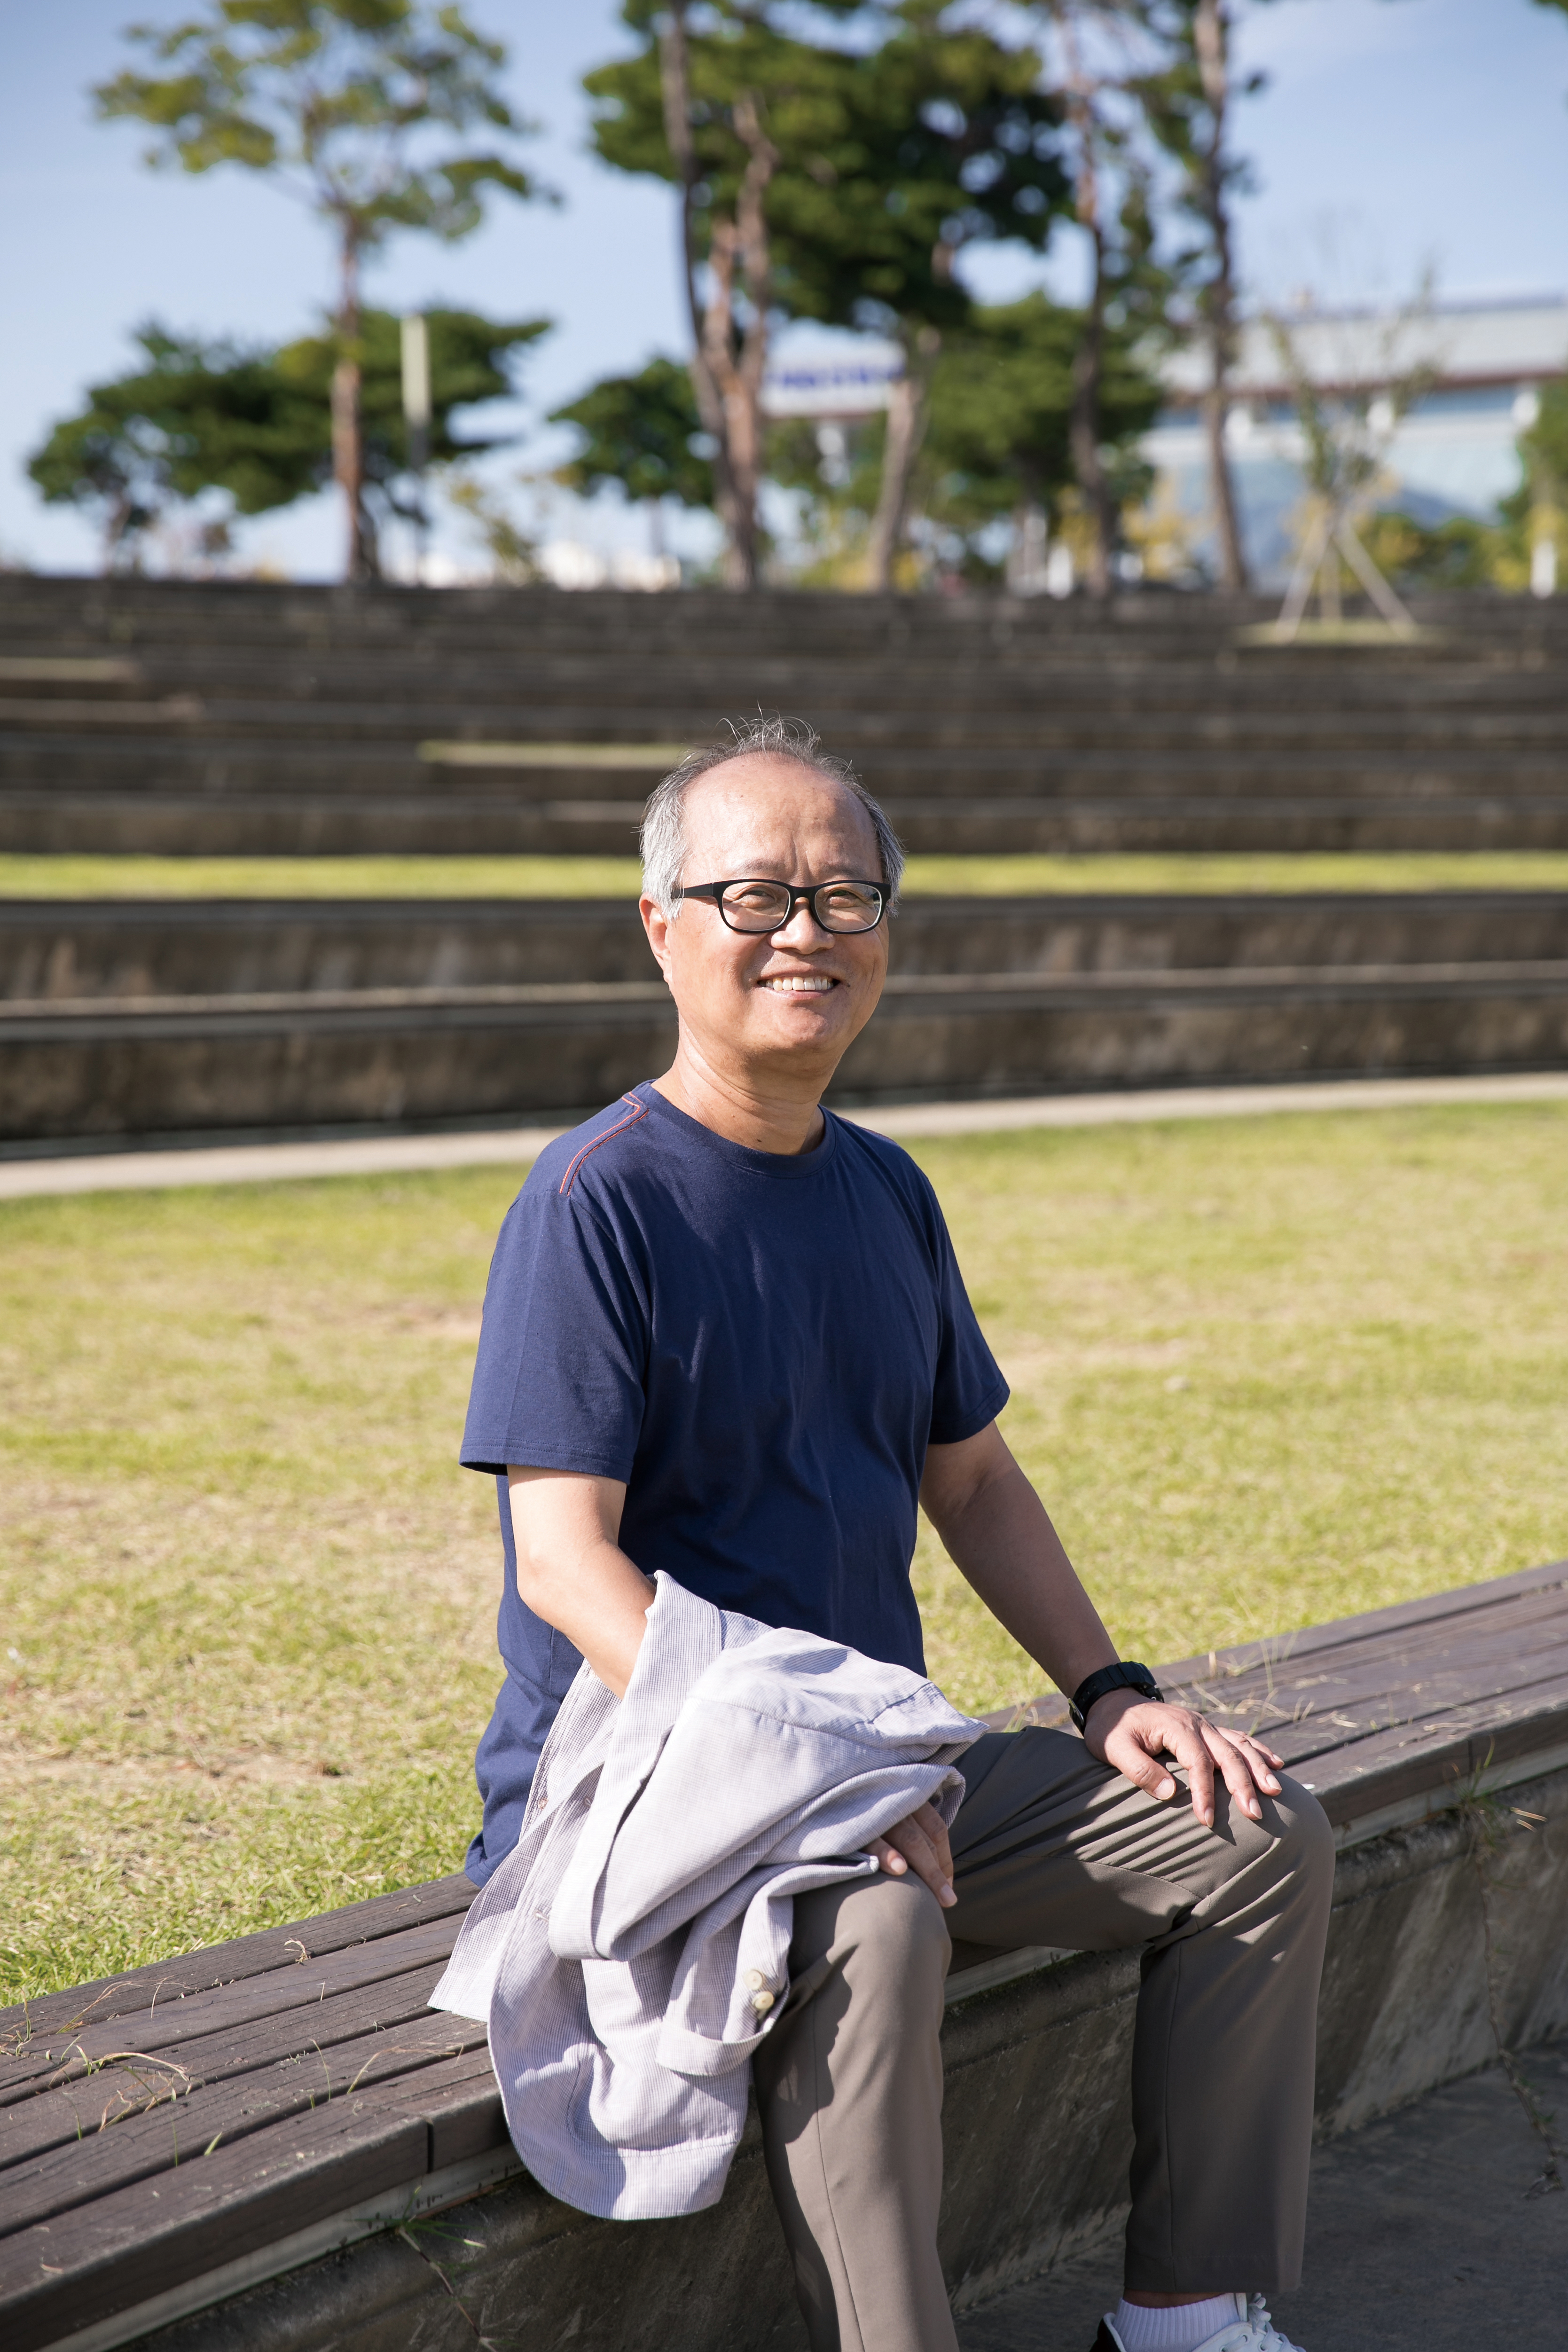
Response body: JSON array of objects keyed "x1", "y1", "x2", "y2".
[
  {"x1": 94, "y1": 0, "x2": 544, "y2": 581},
  {"x1": 587, "y1": 2, "x2": 822, "y2": 589},
  {"x1": 26, "y1": 327, "x2": 308, "y2": 567},
  {"x1": 549, "y1": 357, "x2": 715, "y2": 555},
  {"x1": 585, "y1": 1, "x2": 1069, "y2": 590},
  {"x1": 1262, "y1": 290, "x2": 1434, "y2": 639},
  {"x1": 1129, "y1": 0, "x2": 1263, "y2": 591},
  {"x1": 1029, "y1": 2, "x2": 1168, "y2": 596},
  {"x1": 766, "y1": 2, "x2": 1071, "y2": 590},
  {"x1": 764, "y1": 292, "x2": 1156, "y2": 589},
  {"x1": 920, "y1": 291, "x2": 1159, "y2": 579},
  {"x1": 28, "y1": 309, "x2": 545, "y2": 572}
]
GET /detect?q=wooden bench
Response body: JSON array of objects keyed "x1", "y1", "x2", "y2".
[{"x1": 6, "y1": 1557, "x2": 1568, "y2": 2352}]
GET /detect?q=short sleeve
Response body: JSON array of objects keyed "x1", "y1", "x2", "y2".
[
  {"x1": 461, "y1": 1175, "x2": 651, "y2": 1481},
  {"x1": 917, "y1": 1170, "x2": 1010, "y2": 1448}
]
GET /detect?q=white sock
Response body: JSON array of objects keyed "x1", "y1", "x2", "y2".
[{"x1": 1112, "y1": 2295, "x2": 1243, "y2": 2352}]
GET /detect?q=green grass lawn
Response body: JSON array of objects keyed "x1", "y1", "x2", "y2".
[
  {"x1": 4, "y1": 851, "x2": 1568, "y2": 899},
  {"x1": 3, "y1": 1101, "x2": 1566, "y2": 2004}
]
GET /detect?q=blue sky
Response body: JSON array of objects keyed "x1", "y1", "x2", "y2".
[{"x1": 3, "y1": 0, "x2": 1566, "y2": 578}]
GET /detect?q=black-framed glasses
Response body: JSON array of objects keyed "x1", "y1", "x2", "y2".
[{"x1": 683, "y1": 878, "x2": 888, "y2": 935}]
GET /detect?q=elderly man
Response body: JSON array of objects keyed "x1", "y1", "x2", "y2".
[{"x1": 461, "y1": 717, "x2": 1333, "y2": 2352}]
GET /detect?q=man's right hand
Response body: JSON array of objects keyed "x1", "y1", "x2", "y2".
[{"x1": 865, "y1": 1800, "x2": 957, "y2": 1908}]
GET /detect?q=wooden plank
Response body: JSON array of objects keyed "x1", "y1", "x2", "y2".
[
  {"x1": 0, "y1": 2075, "x2": 444, "y2": 2352},
  {"x1": 0, "y1": 1961, "x2": 455, "y2": 2173},
  {"x1": 0, "y1": 1915, "x2": 465, "y2": 2106},
  {"x1": 418, "y1": 2067, "x2": 510, "y2": 2173},
  {"x1": 0, "y1": 2054, "x2": 502, "y2": 2352},
  {"x1": 1168, "y1": 1589, "x2": 1568, "y2": 1734},
  {"x1": 0, "y1": 1873, "x2": 474, "y2": 2050},
  {"x1": 1286, "y1": 1687, "x2": 1568, "y2": 1825},
  {"x1": 1168, "y1": 1615, "x2": 1568, "y2": 1758},
  {"x1": 982, "y1": 1562, "x2": 1568, "y2": 1829},
  {"x1": 1, "y1": 2015, "x2": 489, "y2": 2239},
  {"x1": 1152, "y1": 1557, "x2": 1568, "y2": 1691}
]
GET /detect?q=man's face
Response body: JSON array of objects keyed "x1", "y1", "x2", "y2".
[{"x1": 640, "y1": 754, "x2": 891, "y2": 1092}]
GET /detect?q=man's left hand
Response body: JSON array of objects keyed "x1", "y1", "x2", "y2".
[{"x1": 1083, "y1": 1688, "x2": 1285, "y2": 1829}]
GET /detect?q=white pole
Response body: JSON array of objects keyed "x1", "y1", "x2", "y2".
[{"x1": 401, "y1": 313, "x2": 431, "y2": 585}]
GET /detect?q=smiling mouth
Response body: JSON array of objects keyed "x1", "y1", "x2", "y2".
[{"x1": 760, "y1": 975, "x2": 838, "y2": 993}]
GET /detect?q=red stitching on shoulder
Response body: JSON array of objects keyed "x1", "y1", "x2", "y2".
[{"x1": 558, "y1": 1093, "x2": 650, "y2": 1196}]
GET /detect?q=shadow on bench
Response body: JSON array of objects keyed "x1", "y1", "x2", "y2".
[{"x1": 6, "y1": 1559, "x2": 1568, "y2": 2352}]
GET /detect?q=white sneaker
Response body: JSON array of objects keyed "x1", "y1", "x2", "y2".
[{"x1": 1092, "y1": 2295, "x2": 1306, "y2": 2352}]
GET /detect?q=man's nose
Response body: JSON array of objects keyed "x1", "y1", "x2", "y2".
[{"x1": 771, "y1": 901, "x2": 829, "y2": 946}]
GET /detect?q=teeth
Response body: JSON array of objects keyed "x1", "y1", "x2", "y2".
[{"x1": 763, "y1": 976, "x2": 835, "y2": 992}]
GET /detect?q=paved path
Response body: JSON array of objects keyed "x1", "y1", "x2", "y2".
[
  {"x1": 2, "y1": 1071, "x2": 1566, "y2": 1200},
  {"x1": 956, "y1": 2045, "x2": 1568, "y2": 2352}
]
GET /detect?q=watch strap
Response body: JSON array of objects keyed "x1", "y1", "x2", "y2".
[{"x1": 1068, "y1": 1661, "x2": 1163, "y2": 1732}]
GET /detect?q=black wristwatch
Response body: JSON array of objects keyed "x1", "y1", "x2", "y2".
[{"x1": 1069, "y1": 1661, "x2": 1163, "y2": 1732}]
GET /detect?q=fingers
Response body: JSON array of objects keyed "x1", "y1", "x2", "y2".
[
  {"x1": 1099, "y1": 1722, "x2": 1182, "y2": 1806},
  {"x1": 866, "y1": 1803, "x2": 956, "y2": 1908},
  {"x1": 1201, "y1": 1723, "x2": 1283, "y2": 1817},
  {"x1": 1230, "y1": 1731, "x2": 1285, "y2": 1791},
  {"x1": 917, "y1": 1800, "x2": 955, "y2": 1889},
  {"x1": 1095, "y1": 1697, "x2": 1290, "y2": 1834}
]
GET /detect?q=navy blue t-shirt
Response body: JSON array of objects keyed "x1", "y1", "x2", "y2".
[{"x1": 459, "y1": 1081, "x2": 1008, "y2": 1882}]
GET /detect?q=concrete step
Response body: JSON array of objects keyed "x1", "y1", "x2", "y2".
[
  {"x1": 5, "y1": 955, "x2": 1567, "y2": 1141},
  {"x1": 8, "y1": 891, "x2": 1567, "y2": 1003},
  {"x1": 10, "y1": 699, "x2": 1568, "y2": 753},
  {"x1": 5, "y1": 580, "x2": 1567, "y2": 860},
  {"x1": 6, "y1": 790, "x2": 1567, "y2": 856},
  {"x1": 7, "y1": 634, "x2": 1568, "y2": 705},
  {"x1": 4, "y1": 577, "x2": 1566, "y2": 665},
  {"x1": 6, "y1": 734, "x2": 1568, "y2": 798}
]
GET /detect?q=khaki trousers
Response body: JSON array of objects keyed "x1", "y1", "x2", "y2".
[{"x1": 753, "y1": 1727, "x2": 1335, "y2": 2352}]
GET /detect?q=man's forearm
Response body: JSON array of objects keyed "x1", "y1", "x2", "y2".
[
  {"x1": 922, "y1": 1436, "x2": 1118, "y2": 1701},
  {"x1": 507, "y1": 1466, "x2": 653, "y2": 1698}
]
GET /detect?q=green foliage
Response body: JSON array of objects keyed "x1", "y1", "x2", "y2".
[
  {"x1": 93, "y1": 0, "x2": 541, "y2": 255},
  {"x1": 922, "y1": 291, "x2": 1160, "y2": 537},
  {"x1": 549, "y1": 358, "x2": 715, "y2": 510},
  {"x1": 1517, "y1": 376, "x2": 1568, "y2": 497},
  {"x1": 278, "y1": 304, "x2": 546, "y2": 472},
  {"x1": 1125, "y1": 0, "x2": 1262, "y2": 314},
  {"x1": 26, "y1": 327, "x2": 312, "y2": 562},
  {"x1": 1357, "y1": 509, "x2": 1504, "y2": 595},
  {"x1": 27, "y1": 309, "x2": 546, "y2": 563},
  {"x1": 768, "y1": 291, "x2": 1160, "y2": 584},
  {"x1": 585, "y1": 2, "x2": 1070, "y2": 340}
]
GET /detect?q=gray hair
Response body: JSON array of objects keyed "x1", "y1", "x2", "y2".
[{"x1": 640, "y1": 714, "x2": 905, "y2": 918}]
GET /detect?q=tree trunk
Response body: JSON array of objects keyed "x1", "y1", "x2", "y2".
[
  {"x1": 1193, "y1": 0, "x2": 1249, "y2": 594},
  {"x1": 1061, "y1": 31, "x2": 1114, "y2": 601},
  {"x1": 867, "y1": 329, "x2": 939, "y2": 593},
  {"x1": 331, "y1": 225, "x2": 373, "y2": 583},
  {"x1": 1201, "y1": 375, "x2": 1247, "y2": 592},
  {"x1": 1070, "y1": 223, "x2": 1114, "y2": 601},
  {"x1": 658, "y1": 8, "x2": 774, "y2": 590}
]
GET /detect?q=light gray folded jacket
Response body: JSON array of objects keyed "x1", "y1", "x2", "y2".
[{"x1": 430, "y1": 1571, "x2": 982, "y2": 2219}]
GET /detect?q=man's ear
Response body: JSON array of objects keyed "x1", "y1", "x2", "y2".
[{"x1": 639, "y1": 894, "x2": 674, "y2": 981}]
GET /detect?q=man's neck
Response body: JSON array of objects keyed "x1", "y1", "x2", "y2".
[{"x1": 653, "y1": 1051, "x2": 826, "y2": 1157}]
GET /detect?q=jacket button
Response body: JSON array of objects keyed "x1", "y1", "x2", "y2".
[
  {"x1": 752, "y1": 1989, "x2": 776, "y2": 2014},
  {"x1": 744, "y1": 1969, "x2": 766, "y2": 1991}
]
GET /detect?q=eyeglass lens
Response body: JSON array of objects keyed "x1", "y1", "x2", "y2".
[{"x1": 719, "y1": 880, "x2": 884, "y2": 933}]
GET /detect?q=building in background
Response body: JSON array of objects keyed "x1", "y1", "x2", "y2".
[{"x1": 1145, "y1": 294, "x2": 1568, "y2": 588}]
